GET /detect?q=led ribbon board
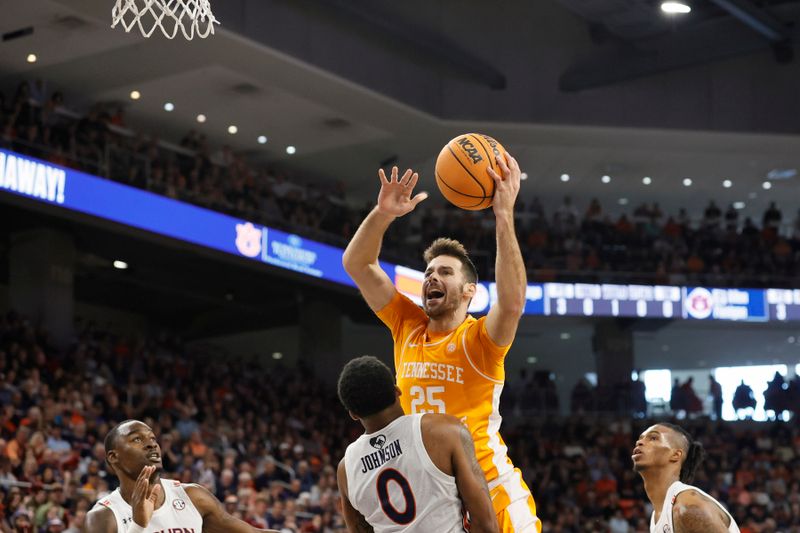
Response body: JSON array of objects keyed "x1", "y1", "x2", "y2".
[{"x1": 2, "y1": 148, "x2": 799, "y2": 321}]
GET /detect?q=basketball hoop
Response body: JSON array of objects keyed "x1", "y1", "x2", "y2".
[{"x1": 111, "y1": 0, "x2": 219, "y2": 40}]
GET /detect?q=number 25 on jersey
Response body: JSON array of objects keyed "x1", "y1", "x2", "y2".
[{"x1": 409, "y1": 386, "x2": 445, "y2": 414}]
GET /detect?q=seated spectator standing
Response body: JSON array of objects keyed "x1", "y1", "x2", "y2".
[{"x1": 733, "y1": 380, "x2": 757, "y2": 419}]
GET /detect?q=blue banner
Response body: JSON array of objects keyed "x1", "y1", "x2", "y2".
[{"x1": 1, "y1": 148, "x2": 798, "y2": 322}]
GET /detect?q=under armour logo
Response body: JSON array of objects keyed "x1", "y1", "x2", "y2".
[{"x1": 369, "y1": 435, "x2": 387, "y2": 449}]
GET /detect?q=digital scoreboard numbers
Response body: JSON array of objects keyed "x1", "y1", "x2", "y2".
[
  {"x1": 767, "y1": 289, "x2": 800, "y2": 321},
  {"x1": 543, "y1": 283, "x2": 682, "y2": 319}
]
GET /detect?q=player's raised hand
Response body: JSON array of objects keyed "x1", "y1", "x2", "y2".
[
  {"x1": 487, "y1": 153, "x2": 520, "y2": 219},
  {"x1": 376, "y1": 166, "x2": 428, "y2": 218},
  {"x1": 131, "y1": 465, "x2": 162, "y2": 528}
]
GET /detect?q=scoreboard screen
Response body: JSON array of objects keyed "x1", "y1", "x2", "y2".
[
  {"x1": 542, "y1": 283, "x2": 681, "y2": 319},
  {"x1": 767, "y1": 289, "x2": 800, "y2": 321}
]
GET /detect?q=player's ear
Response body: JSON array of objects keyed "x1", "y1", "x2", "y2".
[
  {"x1": 348, "y1": 411, "x2": 359, "y2": 421},
  {"x1": 670, "y1": 446, "x2": 684, "y2": 465},
  {"x1": 106, "y1": 450, "x2": 118, "y2": 471},
  {"x1": 464, "y1": 282, "x2": 476, "y2": 298},
  {"x1": 395, "y1": 386, "x2": 402, "y2": 398}
]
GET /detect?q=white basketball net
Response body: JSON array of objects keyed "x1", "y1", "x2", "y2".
[{"x1": 111, "y1": 0, "x2": 219, "y2": 40}]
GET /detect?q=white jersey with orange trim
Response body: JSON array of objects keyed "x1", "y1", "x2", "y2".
[
  {"x1": 376, "y1": 292, "x2": 516, "y2": 484},
  {"x1": 344, "y1": 414, "x2": 463, "y2": 532},
  {"x1": 651, "y1": 481, "x2": 740, "y2": 533},
  {"x1": 90, "y1": 478, "x2": 203, "y2": 532}
]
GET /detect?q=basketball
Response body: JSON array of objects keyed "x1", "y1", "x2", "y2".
[{"x1": 434, "y1": 133, "x2": 506, "y2": 210}]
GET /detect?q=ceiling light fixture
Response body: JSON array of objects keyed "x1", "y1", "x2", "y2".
[
  {"x1": 683, "y1": 178, "x2": 692, "y2": 187},
  {"x1": 619, "y1": 198, "x2": 629, "y2": 205},
  {"x1": 560, "y1": 173, "x2": 570, "y2": 182},
  {"x1": 196, "y1": 114, "x2": 207, "y2": 123},
  {"x1": 642, "y1": 176, "x2": 652, "y2": 185},
  {"x1": 228, "y1": 125, "x2": 238, "y2": 134},
  {"x1": 601, "y1": 175, "x2": 611, "y2": 184},
  {"x1": 258, "y1": 135, "x2": 268, "y2": 144},
  {"x1": 113, "y1": 260, "x2": 128, "y2": 270},
  {"x1": 762, "y1": 181, "x2": 772, "y2": 190},
  {"x1": 661, "y1": 1, "x2": 691, "y2": 14},
  {"x1": 520, "y1": 172, "x2": 528, "y2": 181},
  {"x1": 27, "y1": 53, "x2": 37, "y2": 63},
  {"x1": 733, "y1": 201, "x2": 745, "y2": 209},
  {"x1": 723, "y1": 179, "x2": 732, "y2": 188},
  {"x1": 286, "y1": 146, "x2": 297, "y2": 155},
  {"x1": 163, "y1": 102, "x2": 175, "y2": 112},
  {"x1": 130, "y1": 90, "x2": 141, "y2": 100}
]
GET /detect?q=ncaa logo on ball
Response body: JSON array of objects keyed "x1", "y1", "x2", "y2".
[
  {"x1": 686, "y1": 287, "x2": 714, "y2": 319},
  {"x1": 455, "y1": 137, "x2": 483, "y2": 164},
  {"x1": 172, "y1": 499, "x2": 186, "y2": 511}
]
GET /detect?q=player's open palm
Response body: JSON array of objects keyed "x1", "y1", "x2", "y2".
[
  {"x1": 131, "y1": 465, "x2": 162, "y2": 527},
  {"x1": 376, "y1": 166, "x2": 428, "y2": 218}
]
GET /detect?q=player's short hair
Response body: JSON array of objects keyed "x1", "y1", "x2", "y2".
[
  {"x1": 104, "y1": 419, "x2": 139, "y2": 452},
  {"x1": 423, "y1": 238, "x2": 478, "y2": 284},
  {"x1": 337, "y1": 356, "x2": 396, "y2": 418},
  {"x1": 659, "y1": 422, "x2": 706, "y2": 483}
]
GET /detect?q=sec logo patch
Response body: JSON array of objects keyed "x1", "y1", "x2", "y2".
[{"x1": 173, "y1": 499, "x2": 186, "y2": 511}]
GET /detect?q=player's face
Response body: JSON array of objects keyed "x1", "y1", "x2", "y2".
[
  {"x1": 631, "y1": 425, "x2": 680, "y2": 473},
  {"x1": 422, "y1": 255, "x2": 474, "y2": 319},
  {"x1": 108, "y1": 421, "x2": 162, "y2": 480}
]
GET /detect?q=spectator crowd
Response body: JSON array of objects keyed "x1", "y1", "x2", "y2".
[
  {"x1": 2, "y1": 79, "x2": 800, "y2": 289},
  {"x1": 1, "y1": 309, "x2": 799, "y2": 532},
  {"x1": 0, "y1": 311, "x2": 354, "y2": 532}
]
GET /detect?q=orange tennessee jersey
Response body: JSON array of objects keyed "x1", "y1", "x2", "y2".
[{"x1": 377, "y1": 292, "x2": 514, "y2": 483}]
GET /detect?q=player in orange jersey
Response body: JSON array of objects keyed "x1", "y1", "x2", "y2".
[{"x1": 342, "y1": 154, "x2": 540, "y2": 532}]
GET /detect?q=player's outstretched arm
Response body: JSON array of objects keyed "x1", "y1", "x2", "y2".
[
  {"x1": 672, "y1": 490, "x2": 731, "y2": 533},
  {"x1": 342, "y1": 167, "x2": 427, "y2": 312},
  {"x1": 337, "y1": 459, "x2": 375, "y2": 533},
  {"x1": 451, "y1": 423, "x2": 499, "y2": 533},
  {"x1": 184, "y1": 484, "x2": 280, "y2": 533},
  {"x1": 485, "y1": 153, "x2": 526, "y2": 346}
]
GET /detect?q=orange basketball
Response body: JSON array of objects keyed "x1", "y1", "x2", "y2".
[{"x1": 434, "y1": 133, "x2": 506, "y2": 210}]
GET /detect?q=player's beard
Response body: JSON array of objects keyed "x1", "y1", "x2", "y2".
[{"x1": 423, "y1": 283, "x2": 464, "y2": 320}]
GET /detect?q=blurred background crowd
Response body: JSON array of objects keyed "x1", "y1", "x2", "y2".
[{"x1": 1, "y1": 310, "x2": 798, "y2": 532}]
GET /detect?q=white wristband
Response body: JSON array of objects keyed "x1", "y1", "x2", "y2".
[{"x1": 128, "y1": 522, "x2": 146, "y2": 533}]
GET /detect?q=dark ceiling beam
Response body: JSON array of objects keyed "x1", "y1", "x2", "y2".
[
  {"x1": 708, "y1": 0, "x2": 789, "y2": 42},
  {"x1": 305, "y1": 0, "x2": 506, "y2": 90},
  {"x1": 560, "y1": 7, "x2": 800, "y2": 92}
]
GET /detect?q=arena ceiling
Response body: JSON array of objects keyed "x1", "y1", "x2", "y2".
[{"x1": 1, "y1": 0, "x2": 799, "y2": 221}]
